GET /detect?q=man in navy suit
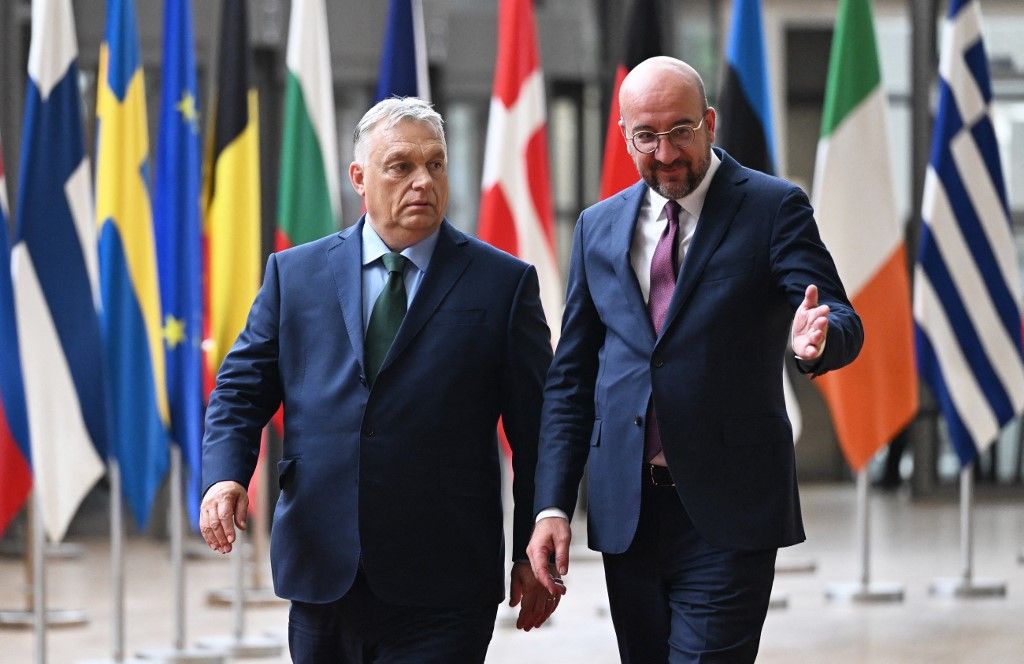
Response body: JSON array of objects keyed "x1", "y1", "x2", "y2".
[
  {"x1": 199, "y1": 97, "x2": 555, "y2": 663},
  {"x1": 527, "y1": 57, "x2": 863, "y2": 662}
]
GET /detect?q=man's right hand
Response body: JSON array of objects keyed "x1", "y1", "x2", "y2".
[
  {"x1": 526, "y1": 517, "x2": 571, "y2": 596},
  {"x1": 199, "y1": 480, "x2": 248, "y2": 554}
]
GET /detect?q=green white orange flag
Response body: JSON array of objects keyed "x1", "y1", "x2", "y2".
[
  {"x1": 811, "y1": 0, "x2": 917, "y2": 470},
  {"x1": 276, "y1": 0, "x2": 340, "y2": 251}
]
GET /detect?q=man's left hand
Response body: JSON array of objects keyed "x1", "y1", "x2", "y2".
[
  {"x1": 509, "y1": 561, "x2": 560, "y2": 631},
  {"x1": 791, "y1": 284, "x2": 829, "y2": 361}
]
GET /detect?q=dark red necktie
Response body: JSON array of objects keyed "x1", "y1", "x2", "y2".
[{"x1": 644, "y1": 200, "x2": 682, "y2": 462}]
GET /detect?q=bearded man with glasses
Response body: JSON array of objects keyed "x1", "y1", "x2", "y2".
[{"x1": 528, "y1": 56, "x2": 863, "y2": 663}]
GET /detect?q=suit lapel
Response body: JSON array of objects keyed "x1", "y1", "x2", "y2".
[
  {"x1": 659, "y1": 152, "x2": 747, "y2": 338},
  {"x1": 610, "y1": 182, "x2": 656, "y2": 342},
  {"x1": 327, "y1": 219, "x2": 367, "y2": 375},
  {"x1": 377, "y1": 220, "x2": 470, "y2": 377}
]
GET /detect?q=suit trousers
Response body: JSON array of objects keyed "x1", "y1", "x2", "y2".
[
  {"x1": 287, "y1": 568, "x2": 498, "y2": 664},
  {"x1": 602, "y1": 477, "x2": 777, "y2": 664}
]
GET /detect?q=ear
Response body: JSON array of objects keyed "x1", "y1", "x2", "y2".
[
  {"x1": 349, "y1": 161, "x2": 365, "y2": 196},
  {"x1": 705, "y1": 107, "x2": 717, "y2": 142},
  {"x1": 618, "y1": 118, "x2": 629, "y2": 145}
]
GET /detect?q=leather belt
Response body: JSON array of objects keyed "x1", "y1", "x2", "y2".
[{"x1": 645, "y1": 463, "x2": 675, "y2": 487}]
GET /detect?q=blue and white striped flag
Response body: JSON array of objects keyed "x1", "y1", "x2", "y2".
[
  {"x1": 13, "y1": 0, "x2": 107, "y2": 542},
  {"x1": 914, "y1": 0, "x2": 1024, "y2": 467}
]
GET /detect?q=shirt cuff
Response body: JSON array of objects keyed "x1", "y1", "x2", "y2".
[{"x1": 535, "y1": 508, "x2": 569, "y2": 523}]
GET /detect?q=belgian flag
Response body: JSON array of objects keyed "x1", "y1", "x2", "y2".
[
  {"x1": 598, "y1": 0, "x2": 663, "y2": 200},
  {"x1": 202, "y1": 0, "x2": 261, "y2": 395}
]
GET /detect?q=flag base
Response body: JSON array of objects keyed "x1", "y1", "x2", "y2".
[
  {"x1": 0, "y1": 608, "x2": 88, "y2": 628},
  {"x1": 929, "y1": 577, "x2": 1006, "y2": 599},
  {"x1": 205, "y1": 586, "x2": 287, "y2": 607},
  {"x1": 136, "y1": 647, "x2": 226, "y2": 663},
  {"x1": 825, "y1": 581, "x2": 904, "y2": 603},
  {"x1": 768, "y1": 591, "x2": 788, "y2": 610},
  {"x1": 775, "y1": 557, "x2": 817, "y2": 574},
  {"x1": 195, "y1": 635, "x2": 282, "y2": 659}
]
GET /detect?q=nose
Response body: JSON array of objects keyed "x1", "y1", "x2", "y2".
[
  {"x1": 411, "y1": 164, "x2": 433, "y2": 190},
  {"x1": 653, "y1": 136, "x2": 681, "y2": 164}
]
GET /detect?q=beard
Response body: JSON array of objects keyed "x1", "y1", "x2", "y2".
[{"x1": 642, "y1": 142, "x2": 712, "y2": 200}]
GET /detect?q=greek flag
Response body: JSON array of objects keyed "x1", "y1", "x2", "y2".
[{"x1": 914, "y1": 0, "x2": 1024, "y2": 466}]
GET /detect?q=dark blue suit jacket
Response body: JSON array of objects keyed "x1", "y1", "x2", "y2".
[
  {"x1": 534, "y1": 149, "x2": 863, "y2": 553},
  {"x1": 203, "y1": 219, "x2": 551, "y2": 607}
]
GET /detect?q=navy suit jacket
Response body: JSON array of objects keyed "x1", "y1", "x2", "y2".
[
  {"x1": 534, "y1": 149, "x2": 863, "y2": 553},
  {"x1": 203, "y1": 219, "x2": 551, "y2": 607}
]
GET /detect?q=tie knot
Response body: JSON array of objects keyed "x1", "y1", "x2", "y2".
[
  {"x1": 382, "y1": 252, "x2": 407, "y2": 275},
  {"x1": 664, "y1": 200, "x2": 682, "y2": 226}
]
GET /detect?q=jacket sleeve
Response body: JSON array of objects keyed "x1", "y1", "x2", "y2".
[
  {"x1": 533, "y1": 214, "x2": 606, "y2": 518},
  {"x1": 201, "y1": 254, "x2": 284, "y2": 496},
  {"x1": 770, "y1": 186, "x2": 864, "y2": 375},
  {"x1": 500, "y1": 264, "x2": 553, "y2": 561}
]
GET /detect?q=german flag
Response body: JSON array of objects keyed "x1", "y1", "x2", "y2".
[
  {"x1": 598, "y1": 0, "x2": 663, "y2": 200},
  {"x1": 202, "y1": 0, "x2": 261, "y2": 396}
]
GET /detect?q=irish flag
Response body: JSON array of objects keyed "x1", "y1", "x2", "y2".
[
  {"x1": 811, "y1": 0, "x2": 917, "y2": 471},
  {"x1": 276, "y1": 0, "x2": 340, "y2": 251}
]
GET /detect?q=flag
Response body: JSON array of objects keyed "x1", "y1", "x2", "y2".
[
  {"x1": 479, "y1": 0, "x2": 562, "y2": 337},
  {"x1": 716, "y1": 0, "x2": 804, "y2": 442},
  {"x1": 375, "y1": 0, "x2": 431, "y2": 101},
  {"x1": 716, "y1": 0, "x2": 776, "y2": 173},
  {"x1": 276, "y1": 0, "x2": 341, "y2": 252},
  {"x1": 914, "y1": 0, "x2": 1024, "y2": 466},
  {"x1": 599, "y1": 0, "x2": 663, "y2": 200},
  {"x1": 203, "y1": 0, "x2": 262, "y2": 394},
  {"x1": 96, "y1": 0, "x2": 170, "y2": 528},
  {"x1": 0, "y1": 130, "x2": 32, "y2": 536},
  {"x1": 811, "y1": 0, "x2": 917, "y2": 470},
  {"x1": 154, "y1": 0, "x2": 204, "y2": 529},
  {"x1": 12, "y1": 0, "x2": 106, "y2": 543}
]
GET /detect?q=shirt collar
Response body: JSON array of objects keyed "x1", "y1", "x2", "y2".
[
  {"x1": 361, "y1": 216, "x2": 440, "y2": 274},
  {"x1": 647, "y1": 149, "x2": 722, "y2": 222}
]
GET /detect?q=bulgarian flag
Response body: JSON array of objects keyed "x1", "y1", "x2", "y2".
[
  {"x1": 276, "y1": 0, "x2": 340, "y2": 252},
  {"x1": 811, "y1": 0, "x2": 917, "y2": 470}
]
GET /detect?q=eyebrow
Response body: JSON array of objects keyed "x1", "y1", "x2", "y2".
[{"x1": 630, "y1": 117, "x2": 700, "y2": 133}]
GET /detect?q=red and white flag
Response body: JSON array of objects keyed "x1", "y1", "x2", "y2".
[{"x1": 479, "y1": 0, "x2": 562, "y2": 339}]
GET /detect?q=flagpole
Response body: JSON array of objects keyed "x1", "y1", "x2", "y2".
[
  {"x1": 929, "y1": 464, "x2": 1006, "y2": 598},
  {"x1": 32, "y1": 491, "x2": 46, "y2": 664},
  {"x1": 0, "y1": 491, "x2": 88, "y2": 629},
  {"x1": 195, "y1": 528, "x2": 281, "y2": 659},
  {"x1": 826, "y1": 470, "x2": 903, "y2": 603},
  {"x1": 136, "y1": 448, "x2": 224, "y2": 663},
  {"x1": 80, "y1": 462, "x2": 146, "y2": 664}
]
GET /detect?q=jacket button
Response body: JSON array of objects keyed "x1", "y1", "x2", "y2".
[
  {"x1": 653, "y1": 359, "x2": 664, "y2": 368},
  {"x1": 359, "y1": 375, "x2": 367, "y2": 386},
  {"x1": 634, "y1": 416, "x2": 642, "y2": 426},
  {"x1": 365, "y1": 429, "x2": 375, "y2": 438}
]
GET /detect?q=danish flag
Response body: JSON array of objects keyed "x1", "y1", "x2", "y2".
[{"x1": 479, "y1": 0, "x2": 562, "y2": 339}]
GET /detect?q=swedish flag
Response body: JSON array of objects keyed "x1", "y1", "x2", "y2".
[{"x1": 96, "y1": 0, "x2": 170, "y2": 528}]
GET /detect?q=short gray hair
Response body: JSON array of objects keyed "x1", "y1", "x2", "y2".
[{"x1": 353, "y1": 97, "x2": 446, "y2": 163}]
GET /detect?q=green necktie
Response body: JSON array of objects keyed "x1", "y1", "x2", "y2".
[{"x1": 365, "y1": 252, "x2": 408, "y2": 386}]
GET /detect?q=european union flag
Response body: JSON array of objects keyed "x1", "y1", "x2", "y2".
[
  {"x1": 154, "y1": 0, "x2": 204, "y2": 529},
  {"x1": 375, "y1": 0, "x2": 431, "y2": 101},
  {"x1": 96, "y1": 0, "x2": 170, "y2": 528}
]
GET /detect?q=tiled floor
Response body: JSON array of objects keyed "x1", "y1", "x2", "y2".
[{"x1": 2, "y1": 484, "x2": 1023, "y2": 663}]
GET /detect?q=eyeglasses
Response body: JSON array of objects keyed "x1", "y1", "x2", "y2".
[{"x1": 630, "y1": 117, "x2": 706, "y2": 154}]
